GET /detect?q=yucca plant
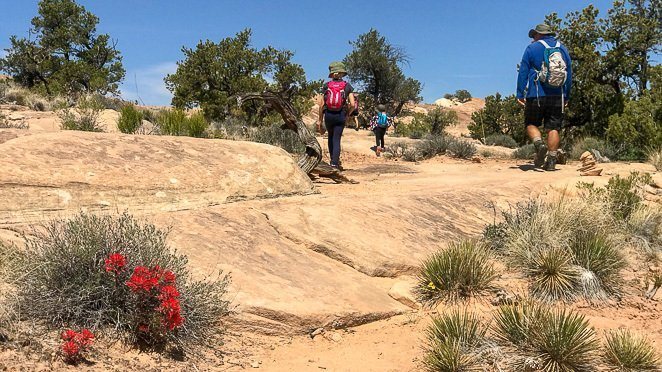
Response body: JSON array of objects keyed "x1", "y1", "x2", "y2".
[
  {"x1": 528, "y1": 307, "x2": 598, "y2": 372},
  {"x1": 604, "y1": 329, "x2": 660, "y2": 371},
  {"x1": 417, "y1": 240, "x2": 498, "y2": 305},
  {"x1": 492, "y1": 299, "x2": 548, "y2": 346},
  {"x1": 526, "y1": 245, "x2": 580, "y2": 302},
  {"x1": 424, "y1": 309, "x2": 487, "y2": 372},
  {"x1": 570, "y1": 230, "x2": 625, "y2": 300}
]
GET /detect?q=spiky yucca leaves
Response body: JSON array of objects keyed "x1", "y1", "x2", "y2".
[
  {"x1": 417, "y1": 241, "x2": 498, "y2": 306},
  {"x1": 570, "y1": 230, "x2": 625, "y2": 300},
  {"x1": 424, "y1": 309, "x2": 487, "y2": 372},
  {"x1": 526, "y1": 245, "x2": 580, "y2": 302},
  {"x1": 604, "y1": 329, "x2": 660, "y2": 371},
  {"x1": 528, "y1": 307, "x2": 598, "y2": 372},
  {"x1": 492, "y1": 300, "x2": 548, "y2": 345}
]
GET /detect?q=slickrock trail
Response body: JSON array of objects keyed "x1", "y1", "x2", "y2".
[{"x1": 1, "y1": 105, "x2": 660, "y2": 371}]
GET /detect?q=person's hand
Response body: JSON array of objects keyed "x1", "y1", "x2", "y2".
[
  {"x1": 517, "y1": 98, "x2": 526, "y2": 106},
  {"x1": 564, "y1": 100, "x2": 570, "y2": 108},
  {"x1": 316, "y1": 121, "x2": 325, "y2": 135}
]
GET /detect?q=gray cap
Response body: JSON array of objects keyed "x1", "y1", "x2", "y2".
[
  {"x1": 529, "y1": 23, "x2": 556, "y2": 38},
  {"x1": 376, "y1": 104, "x2": 387, "y2": 112}
]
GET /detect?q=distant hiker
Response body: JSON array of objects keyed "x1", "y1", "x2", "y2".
[
  {"x1": 370, "y1": 104, "x2": 393, "y2": 157},
  {"x1": 516, "y1": 23, "x2": 572, "y2": 171},
  {"x1": 350, "y1": 92, "x2": 360, "y2": 130},
  {"x1": 317, "y1": 61, "x2": 356, "y2": 169}
]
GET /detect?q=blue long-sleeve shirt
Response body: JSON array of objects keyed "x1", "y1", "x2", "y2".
[{"x1": 516, "y1": 36, "x2": 572, "y2": 100}]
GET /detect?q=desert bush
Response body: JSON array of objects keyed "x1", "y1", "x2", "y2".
[
  {"x1": 156, "y1": 109, "x2": 187, "y2": 136},
  {"x1": 525, "y1": 245, "x2": 580, "y2": 302},
  {"x1": 570, "y1": 137, "x2": 617, "y2": 161},
  {"x1": 607, "y1": 95, "x2": 661, "y2": 160},
  {"x1": 424, "y1": 309, "x2": 487, "y2": 372},
  {"x1": 648, "y1": 148, "x2": 662, "y2": 171},
  {"x1": 58, "y1": 95, "x2": 105, "y2": 132},
  {"x1": 383, "y1": 141, "x2": 411, "y2": 159},
  {"x1": 186, "y1": 112, "x2": 208, "y2": 138},
  {"x1": 394, "y1": 113, "x2": 431, "y2": 138},
  {"x1": 604, "y1": 329, "x2": 660, "y2": 371},
  {"x1": 447, "y1": 138, "x2": 477, "y2": 159},
  {"x1": 579, "y1": 172, "x2": 652, "y2": 221},
  {"x1": 248, "y1": 125, "x2": 305, "y2": 154},
  {"x1": 416, "y1": 135, "x2": 450, "y2": 159},
  {"x1": 469, "y1": 93, "x2": 525, "y2": 145},
  {"x1": 513, "y1": 144, "x2": 535, "y2": 159},
  {"x1": 492, "y1": 299, "x2": 548, "y2": 346},
  {"x1": 454, "y1": 89, "x2": 472, "y2": 103},
  {"x1": 627, "y1": 205, "x2": 662, "y2": 250},
  {"x1": 417, "y1": 240, "x2": 498, "y2": 305},
  {"x1": 484, "y1": 134, "x2": 518, "y2": 149},
  {"x1": 12, "y1": 212, "x2": 230, "y2": 353},
  {"x1": 117, "y1": 104, "x2": 143, "y2": 134},
  {"x1": 0, "y1": 241, "x2": 21, "y2": 336},
  {"x1": 569, "y1": 230, "x2": 625, "y2": 300},
  {"x1": 140, "y1": 108, "x2": 158, "y2": 124}
]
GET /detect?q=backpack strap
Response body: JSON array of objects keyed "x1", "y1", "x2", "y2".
[{"x1": 538, "y1": 40, "x2": 561, "y2": 49}]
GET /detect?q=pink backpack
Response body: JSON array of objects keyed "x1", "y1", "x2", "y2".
[{"x1": 324, "y1": 80, "x2": 347, "y2": 111}]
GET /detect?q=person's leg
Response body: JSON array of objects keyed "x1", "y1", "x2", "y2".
[
  {"x1": 331, "y1": 123, "x2": 345, "y2": 166},
  {"x1": 379, "y1": 128, "x2": 386, "y2": 149},
  {"x1": 525, "y1": 98, "x2": 546, "y2": 167},
  {"x1": 543, "y1": 96, "x2": 563, "y2": 171},
  {"x1": 547, "y1": 130, "x2": 560, "y2": 151},
  {"x1": 325, "y1": 119, "x2": 335, "y2": 164}
]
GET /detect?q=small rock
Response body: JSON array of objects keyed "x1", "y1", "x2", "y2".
[
  {"x1": 251, "y1": 361, "x2": 260, "y2": 368},
  {"x1": 471, "y1": 156, "x2": 481, "y2": 163},
  {"x1": 329, "y1": 332, "x2": 342, "y2": 342},
  {"x1": 310, "y1": 328, "x2": 324, "y2": 339},
  {"x1": 491, "y1": 290, "x2": 520, "y2": 306},
  {"x1": 388, "y1": 279, "x2": 421, "y2": 309}
]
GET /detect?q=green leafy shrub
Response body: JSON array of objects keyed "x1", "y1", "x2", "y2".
[
  {"x1": 580, "y1": 172, "x2": 652, "y2": 220},
  {"x1": 604, "y1": 329, "x2": 660, "y2": 371},
  {"x1": 424, "y1": 309, "x2": 487, "y2": 372},
  {"x1": 156, "y1": 109, "x2": 187, "y2": 136},
  {"x1": 394, "y1": 113, "x2": 431, "y2": 138},
  {"x1": 12, "y1": 212, "x2": 230, "y2": 353},
  {"x1": 186, "y1": 112, "x2": 208, "y2": 138},
  {"x1": 513, "y1": 144, "x2": 535, "y2": 159},
  {"x1": 395, "y1": 108, "x2": 457, "y2": 138},
  {"x1": 570, "y1": 137, "x2": 617, "y2": 161},
  {"x1": 484, "y1": 134, "x2": 518, "y2": 148},
  {"x1": 447, "y1": 138, "x2": 477, "y2": 159},
  {"x1": 58, "y1": 95, "x2": 105, "y2": 132},
  {"x1": 469, "y1": 93, "x2": 525, "y2": 145},
  {"x1": 607, "y1": 95, "x2": 661, "y2": 160},
  {"x1": 417, "y1": 240, "x2": 497, "y2": 305},
  {"x1": 117, "y1": 104, "x2": 143, "y2": 134}
]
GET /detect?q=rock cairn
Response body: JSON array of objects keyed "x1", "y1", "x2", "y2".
[{"x1": 578, "y1": 151, "x2": 603, "y2": 176}]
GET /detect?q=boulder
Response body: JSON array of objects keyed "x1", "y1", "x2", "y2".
[{"x1": 388, "y1": 278, "x2": 420, "y2": 309}]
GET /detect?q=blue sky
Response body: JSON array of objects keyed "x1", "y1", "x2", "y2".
[{"x1": 1, "y1": 0, "x2": 616, "y2": 105}]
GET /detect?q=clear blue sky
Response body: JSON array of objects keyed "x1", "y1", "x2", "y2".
[{"x1": 1, "y1": 0, "x2": 616, "y2": 105}]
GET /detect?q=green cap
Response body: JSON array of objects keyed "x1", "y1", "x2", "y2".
[
  {"x1": 528, "y1": 23, "x2": 556, "y2": 38},
  {"x1": 328, "y1": 61, "x2": 347, "y2": 78}
]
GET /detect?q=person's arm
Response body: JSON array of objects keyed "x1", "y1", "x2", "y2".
[
  {"x1": 347, "y1": 93, "x2": 356, "y2": 117},
  {"x1": 563, "y1": 47, "x2": 572, "y2": 102},
  {"x1": 317, "y1": 94, "x2": 325, "y2": 134},
  {"x1": 516, "y1": 48, "x2": 530, "y2": 105}
]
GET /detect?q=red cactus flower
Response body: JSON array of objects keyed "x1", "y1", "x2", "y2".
[
  {"x1": 163, "y1": 311, "x2": 184, "y2": 330},
  {"x1": 126, "y1": 266, "x2": 159, "y2": 292},
  {"x1": 75, "y1": 329, "x2": 95, "y2": 347},
  {"x1": 61, "y1": 329, "x2": 77, "y2": 341},
  {"x1": 163, "y1": 270, "x2": 176, "y2": 284},
  {"x1": 158, "y1": 285, "x2": 180, "y2": 301},
  {"x1": 61, "y1": 340, "x2": 79, "y2": 357},
  {"x1": 104, "y1": 253, "x2": 126, "y2": 274}
]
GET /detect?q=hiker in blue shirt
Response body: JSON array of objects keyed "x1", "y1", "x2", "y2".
[{"x1": 516, "y1": 23, "x2": 572, "y2": 171}]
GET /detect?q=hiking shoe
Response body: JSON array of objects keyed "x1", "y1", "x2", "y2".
[
  {"x1": 543, "y1": 155, "x2": 557, "y2": 171},
  {"x1": 376, "y1": 147, "x2": 381, "y2": 157},
  {"x1": 534, "y1": 142, "x2": 547, "y2": 168}
]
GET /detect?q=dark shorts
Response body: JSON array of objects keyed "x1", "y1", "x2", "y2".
[
  {"x1": 524, "y1": 96, "x2": 563, "y2": 130},
  {"x1": 350, "y1": 109, "x2": 359, "y2": 117}
]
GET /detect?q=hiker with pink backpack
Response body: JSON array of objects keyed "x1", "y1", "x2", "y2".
[{"x1": 316, "y1": 61, "x2": 356, "y2": 169}]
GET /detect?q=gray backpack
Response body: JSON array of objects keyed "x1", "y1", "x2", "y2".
[{"x1": 536, "y1": 40, "x2": 567, "y2": 88}]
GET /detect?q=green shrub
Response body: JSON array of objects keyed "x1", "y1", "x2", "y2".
[
  {"x1": 424, "y1": 309, "x2": 486, "y2": 372},
  {"x1": 580, "y1": 172, "x2": 653, "y2": 220},
  {"x1": 156, "y1": 109, "x2": 187, "y2": 136},
  {"x1": 58, "y1": 95, "x2": 105, "y2": 132},
  {"x1": 383, "y1": 141, "x2": 412, "y2": 159},
  {"x1": 492, "y1": 299, "x2": 547, "y2": 346},
  {"x1": 484, "y1": 134, "x2": 518, "y2": 148},
  {"x1": 417, "y1": 240, "x2": 498, "y2": 305},
  {"x1": 427, "y1": 107, "x2": 458, "y2": 135},
  {"x1": 416, "y1": 135, "x2": 450, "y2": 159},
  {"x1": 454, "y1": 89, "x2": 472, "y2": 103},
  {"x1": 394, "y1": 113, "x2": 431, "y2": 138},
  {"x1": 604, "y1": 329, "x2": 660, "y2": 371},
  {"x1": 570, "y1": 137, "x2": 617, "y2": 161},
  {"x1": 607, "y1": 95, "x2": 661, "y2": 160},
  {"x1": 186, "y1": 112, "x2": 208, "y2": 138},
  {"x1": 13, "y1": 212, "x2": 230, "y2": 353},
  {"x1": 526, "y1": 245, "x2": 580, "y2": 302},
  {"x1": 513, "y1": 144, "x2": 535, "y2": 159},
  {"x1": 469, "y1": 93, "x2": 525, "y2": 145},
  {"x1": 117, "y1": 104, "x2": 143, "y2": 134},
  {"x1": 447, "y1": 138, "x2": 477, "y2": 159}
]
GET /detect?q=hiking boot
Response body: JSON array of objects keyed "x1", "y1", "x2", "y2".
[
  {"x1": 543, "y1": 155, "x2": 557, "y2": 171},
  {"x1": 376, "y1": 147, "x2": 382, "y2": 157},
  {"x1": 533, "y1": 142, "x2": 547, "y2": 168}
]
